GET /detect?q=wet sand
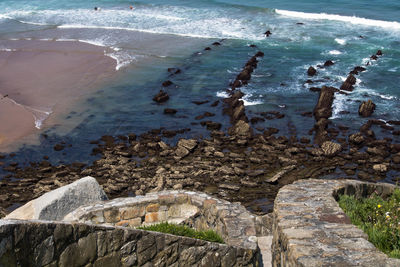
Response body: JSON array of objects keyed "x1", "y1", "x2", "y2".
[{"x1": 0, "y1": 39, "x2": 117, "y2": 151}]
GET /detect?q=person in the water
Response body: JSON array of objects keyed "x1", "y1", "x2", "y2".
[{"x1": 94, "y1": 7, "x2": 101, "y2": 11}]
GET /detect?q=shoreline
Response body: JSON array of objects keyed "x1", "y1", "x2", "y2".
[
  {"x1": 0, "y1": 39, "x2": 117, "y2": 152},
  {"x1": 1, "y1": 44, "x2": 400, "y2": 218}
]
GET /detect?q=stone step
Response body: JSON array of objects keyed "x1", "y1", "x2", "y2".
[{"x1": 258, "y1": 235, "x2": 272, "y2": 267}]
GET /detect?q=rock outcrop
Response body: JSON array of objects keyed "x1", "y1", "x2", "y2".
[{"x1": 359, "y1": 100, "x2": 376, "y2": 117}]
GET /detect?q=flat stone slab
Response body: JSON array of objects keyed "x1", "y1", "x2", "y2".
[
  {"x1": 5, "y1": 176, "x2": 107, "y2": 221},
  {"x1": 272, "y1": 179, "x2": 400, "y2": 266}
]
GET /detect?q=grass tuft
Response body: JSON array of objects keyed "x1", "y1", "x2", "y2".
[
  {"x1": 338, "y1": 188, "x2": 400, "y2": 258},
  {"x1": 138, "y1": 222, "x2": 224, "y2": 244}
]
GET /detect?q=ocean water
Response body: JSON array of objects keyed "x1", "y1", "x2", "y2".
[{"x1": 0, "y1": 0, "x2": 399, "y2": 166}]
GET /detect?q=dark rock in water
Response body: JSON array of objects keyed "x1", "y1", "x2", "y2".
[
  {"x1": 192, "y1": 100, "x2": 209, "y2": 105},
  {"x1": 153, "y1": 90, "x2": 169, "y2": 103},
  {"x1": 228, "y1": 120, "x2": 252, "y2": 137},
  {"x1": 393, "y1": 130, "x2": 400, "y2": 136},
  {"x1": 264, "y1": 127, "x2": 279, "y2": 136},
  {"x1": 195, "y1": 112, "x2": 215, "y2": 120},
  {"x1": 210, "y1": 100, "x2": 219, "y2": 107},
  {"x1": 376, "y1": 50, "x2": 383, "y2": 56},
  {"x1": 255, "y1": 51, "x2": 264, "y2": 57},
  {"x1": 358, "y1": 100, "x2": 376, "y2": 117},
  {"x1": 167, "y1": 68, "x2": 181, "y2": 74},
  {"x1": 249, "y1": 44, "x2": 257, "y2": 48},
  {"x1": 381, "y1": 124, "x2": 394, "y2": 131},
  {"x1": 164, "y1": 108, "x2": 177, "y2": 114},
  {"x1": 349, "y1": 132, "x2": 365, "y2": 145},
  {"x1": 307, "y1": 66, "x2": 317, "y2": 76},
  {"x1": 313, "y1": 86, "x2": 335, "y2": 121},
  {"x1": 250, "y1": 117, "x2": 265, "y2": 124},
  {"x1": 388, "y1": 120, "x2": 400, "y2": 125},
  {"x1": 128, "y1": 133, "x2": 136, "y2": 141},
  {"x1": 54, "y1": 144, "x2": 65, "y2": 151},
  {"x1": 339, "y1": 111, "x2": 350, "y2": 115},
  {"x1": 370, "y1": 55, "x2": 378, "y2": 60},
  {"x1": 237, "y1": 69, "x2": 251, "y2": 81},
  {"x1": 204, "y1": 47, "x2": 211, "y2": 51},
  {"x1": 200, "y1": 121, "x2": 222, "y2": 131},
  {"x1": 324, "y1": 60, "x2": 334, "y2": 67},
  {"x1": 162, "y1": 80, "x2": 173, "y2": 87},
  {"x1": 296, "y1": 22, "x2": 304, "y2": 25},
  {"x1": 340, "y1": 82, "x2": 354, "y2": 91},
  {"x1": 300, "y1": 137, "x2": 310, "y2": 143},
  {"x1": 232, "y1": 80, "x2": 242, "y2": 89},
  {"x1": 309, "y1": 87, "x2": 321, "y2": 92},
  {"x1": 305, "y1": 80, "x2": 313, "y2": 84},
  {"x1": 162, "y1": 130, "x2": 177, "y2": 138},
  {"x1": 264, "y1": 30, "x2": 272, "y2": 37},
  {"x1": 301, "y1": 111, "x2": 313, "y2": 117},
  {"x1": 212, "y1": 42, "x2": 221, "y2": 46},
  {"x1": 345, "y1": 74, "x2": 357, "y2": 85},
  {"x1": 350, "y1": 66, "x2": 366, "y2": 75}
]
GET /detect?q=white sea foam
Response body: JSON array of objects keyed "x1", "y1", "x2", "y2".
[
  {"x1": 242, "y1": 99, "x2": 263, "y2": 106},
  {"x1": 331, "y1": 93, "x2": 347, "y2": 119},
  {"x1": 335, "y1": 38, "x2": 346, "y2": 45},
  {"x1": 216, "y1": 91, "x2": 230, "y2": 98},
  {"x1": 6, "y1": 97, "x2": 52, "y2": 129},
  {"x1": 0, "y1": 48, "x2": 17, "y2": 52},
  {"x1": 275, "y1": 9, "x2": 400, "y2": 30},
  {"x1": 106, "y1": 51, "x2": 138, "y2": 71},
  {"x1": 329, "y1": 50, "x2": 342, "y2": 55}
]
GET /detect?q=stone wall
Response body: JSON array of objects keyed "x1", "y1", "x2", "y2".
[
  {"x1": 65, "y1": 190, "x2": 259, "y2": 250},
  {"x1": 272, "y1": 179, "x2": 400, "y2": 266},
  {"x1": 0, "y1": 219, "x2": 259, "y2": 266}
]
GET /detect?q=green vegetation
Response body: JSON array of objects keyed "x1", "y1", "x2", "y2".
[
  {"x1": 338, "y1": 189, "x2": 400, "y2": 258},
  {"x1": 138, "y1": 222, "x2": 224, "y2": 244}
]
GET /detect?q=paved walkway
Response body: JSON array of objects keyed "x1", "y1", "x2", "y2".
[{"x1": 258, "y1": 235, "x2": 272, "y2": 267}]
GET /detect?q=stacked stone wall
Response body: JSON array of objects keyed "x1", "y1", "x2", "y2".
[
  {"x1": 0, "y1": 220, "x2": 259, "y2": 266},
  {"x1": 65, "y1": 190, "x2": 258, "y2": 250},
  {"x1": 272, "y1": 179, "x2": 400, "y2": 266}
]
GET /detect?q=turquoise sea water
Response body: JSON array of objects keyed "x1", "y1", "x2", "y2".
[{"x1": 0, "y1": 0, "x2": 399, "y2": 168}]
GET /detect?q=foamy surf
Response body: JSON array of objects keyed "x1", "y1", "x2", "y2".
[
  {"x1": 334, "y1": 38, "x2": 346, "y2": 45},
  {"x1": 328, "y1": 50, "x2": 342, "y2": 55},
  {"x1": 275, "y1": 9, "x2": 400, "y2": 30},
  {"x1": 6, "y1": 97, "x2": 52, "y2": 129}
]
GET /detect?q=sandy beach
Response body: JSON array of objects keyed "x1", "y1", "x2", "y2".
[{"x1": 0, "y1": 39, "x2": 117, "y2": 151}]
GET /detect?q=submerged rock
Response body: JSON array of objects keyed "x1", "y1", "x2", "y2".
[{"x1": 153, "y1": 90, "x2": 169, "y2": 103}]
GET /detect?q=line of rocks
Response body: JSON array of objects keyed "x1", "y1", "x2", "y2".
[{"x1": 223, "y1": 51, "x2": 265, "y2": 138}]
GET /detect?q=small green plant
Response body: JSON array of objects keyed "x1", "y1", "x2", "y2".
[
  {"x1": 138, "y1": 222, "x2": 224, "y2": 244},
  {"x1": 338, "y1": 188, "x2": 400, "y2": 258}
]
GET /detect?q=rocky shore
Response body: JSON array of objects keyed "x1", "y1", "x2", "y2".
[{"x1": 1, "y1": 47, "x2": 400, "y2": 219}]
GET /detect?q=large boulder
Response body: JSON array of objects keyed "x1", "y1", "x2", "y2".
[
  {"x1": 358, "y1": 100, "x2": 376, "y2": 117},
  {"x1": 5, "y1": 177, "x2": 107, "y2": 221}
]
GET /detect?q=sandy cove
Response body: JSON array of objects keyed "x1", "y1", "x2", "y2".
[{"x1": 0, "y1": 39, "x2": 117, "y2": 152}]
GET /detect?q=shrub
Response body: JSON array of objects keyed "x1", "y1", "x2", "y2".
[
  {"x1": 338, "y1": 188, "x2": 400, "y2": 258},
  {"x1": 138, "y1": 222, "x2": 224, "y2": 244}
]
